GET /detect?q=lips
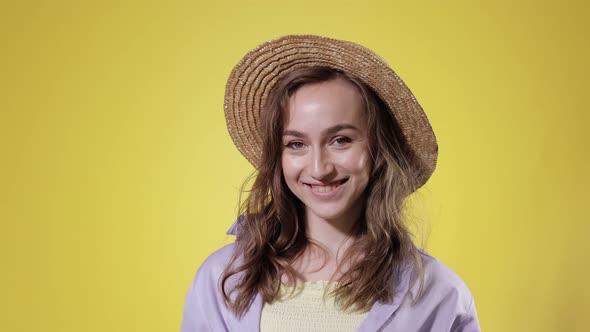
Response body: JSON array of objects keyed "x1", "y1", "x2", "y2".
[{"x1": 305, "y1": 178, "x2": 349, "y2": 194}]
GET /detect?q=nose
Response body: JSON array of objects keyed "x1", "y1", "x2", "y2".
[{"x1": 310, "y1": 148, "x2": 335, "y2": 181}]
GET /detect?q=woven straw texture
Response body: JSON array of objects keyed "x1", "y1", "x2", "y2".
[{"x1": 224, "y1": 34, "x2": 438, "y2": 189}]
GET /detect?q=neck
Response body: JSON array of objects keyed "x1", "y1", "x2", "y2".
[{"x1": 304, "y1": 207, "x2": 362, "y2": 258}]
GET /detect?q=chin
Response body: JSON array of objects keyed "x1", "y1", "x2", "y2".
[{"x1": 306, "y1": 204, "x2": 351, "y2": 222}]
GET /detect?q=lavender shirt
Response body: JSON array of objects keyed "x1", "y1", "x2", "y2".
[{"x1": 181, "y1": 224, "x2": 480, "y2": 332}]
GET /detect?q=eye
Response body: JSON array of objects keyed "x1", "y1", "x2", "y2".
[
  {"x1": 286, "y1": 141, "x2": 306, "y2": 150},
  {"x1": 332, "y1": 136, "x2": 352, "y2": 147}
]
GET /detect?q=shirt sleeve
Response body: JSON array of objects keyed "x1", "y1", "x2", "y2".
[
  {"x1": 180, "y1": 266, "x2": 212, "y2": 332},
  {"x1": 180, "y1": 246, "x2": 235, "y2": 332},
  {"x1": 451, "y1": 296, "x2": 481, "y2": 332}
]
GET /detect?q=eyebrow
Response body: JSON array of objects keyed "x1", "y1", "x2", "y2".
[{"x1": 283, "y1": 124, "x2": 360, "y2": 138}]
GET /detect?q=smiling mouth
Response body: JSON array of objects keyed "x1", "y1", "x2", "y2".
[{"x1": 305, "y1": 178, "x2": 349, "y2": 193}]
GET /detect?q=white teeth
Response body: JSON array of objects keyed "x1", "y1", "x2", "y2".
[{"x1": 309, "y1": 181, "x2": 342, "y2": 193}]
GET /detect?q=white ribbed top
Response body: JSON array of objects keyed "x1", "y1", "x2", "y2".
[{"x1": 260, "y1": 281, "x2": 369, "y2": 332}]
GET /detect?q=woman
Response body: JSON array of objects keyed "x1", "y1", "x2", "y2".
[{"x1": 181, "y1": 35, "x2": 480, "y2": 331}]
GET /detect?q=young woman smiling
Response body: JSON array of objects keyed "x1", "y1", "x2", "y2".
[{"x1": 181, "y1": 35, "x2": 480, "y2": 332}]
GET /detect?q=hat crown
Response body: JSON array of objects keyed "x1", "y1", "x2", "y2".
[{"x1": 224, "y1": 34, "x2": 438, "y2": 190}]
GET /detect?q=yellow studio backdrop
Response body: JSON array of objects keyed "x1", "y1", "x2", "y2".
[{"x1": 1, "y1": 0, "x2": 588, "y2": 331}]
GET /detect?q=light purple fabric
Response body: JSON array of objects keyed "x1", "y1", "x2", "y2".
[{"x1": 181, "y1": 223, "x2": 480, "y2": 332}]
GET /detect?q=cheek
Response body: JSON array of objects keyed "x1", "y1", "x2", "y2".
[
  {"x1": 355, "y1": 153, "x2": 371, "y2": 171},
  {"x1": 340, "y1": 149, "x2": 372, "y2": 177},
  {"x1": 353, "y1": 153, "x2": 372, "y2": 195},
  {"x1": 281, "y1": 154, "x2": 299, "y2": 183},
  {"x1": 281, "y1": 156, "x2": 304, "y2": 199}
]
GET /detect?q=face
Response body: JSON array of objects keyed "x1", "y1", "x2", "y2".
[{"x1": 281, "y1": 77, "x2": 371, "y2": 224}]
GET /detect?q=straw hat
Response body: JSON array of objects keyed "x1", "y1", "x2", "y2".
[{"x1": 224, "y1": 34, "x2": 438, "y2": 189}]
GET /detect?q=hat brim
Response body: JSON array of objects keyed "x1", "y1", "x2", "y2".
[{"x1": 224, "y1": 34, "x2": 438, "y2": 189}]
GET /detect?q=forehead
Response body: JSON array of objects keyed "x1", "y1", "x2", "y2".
[{"x1": 284, "y1": 77, "x2": 366, "y2": 129}]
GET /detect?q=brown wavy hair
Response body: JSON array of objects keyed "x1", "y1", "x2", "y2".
[{"x1": 221, "y1": 66, "x2": 424, "y2": 316}]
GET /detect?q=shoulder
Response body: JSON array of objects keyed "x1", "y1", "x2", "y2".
[
  {"x1": 187, "y1": 243, "x2": 239, "y2": 294},
  {"x1": 180, "y1": 243, "x2": 238, "y2": 332},
  {"x1": 196, "y1": 243, "x2": 236, "y2": 276},
  {"x1": 401, "y1": 250, "x2": 480, "y2": 331},
  {"x1": 185, "y1": 243, "x2": 236, "y2": 295},
  {"x1": 418, "y1": 250, "x2": 473, "y2": 301},
  {"x1": 183, "y1": 243, "x2": 239, "y2": 310}
]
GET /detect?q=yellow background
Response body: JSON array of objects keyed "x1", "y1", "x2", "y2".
[{"x1": 1, "y1": 0, "x2": 588, "y2": 331}]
